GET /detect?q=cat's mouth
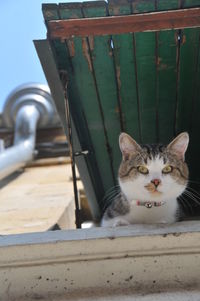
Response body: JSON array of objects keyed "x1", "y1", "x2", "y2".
[{"x1": 144, "y1": 183, "x2": 162, "y2": 195}]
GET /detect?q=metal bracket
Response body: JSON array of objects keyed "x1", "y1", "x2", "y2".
[{"x1": 74, "y1": 150, "x2": 89, "y2": 157}]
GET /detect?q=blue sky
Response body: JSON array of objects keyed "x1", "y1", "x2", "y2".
[{"x1": 0, "y1": 0, "x2": 82, "y2": 113}]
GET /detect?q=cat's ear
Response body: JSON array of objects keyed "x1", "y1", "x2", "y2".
[
  {"x1": 119, "y1": 133, "x2": 141, "y2": 160},
  {"x1": 167, "y1": 132, "x2": 189, "y2": 161}
]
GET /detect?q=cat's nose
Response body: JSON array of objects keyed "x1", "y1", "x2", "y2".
[{"x1": 151, "y1": 178, "x2": 161, "y2": 187}]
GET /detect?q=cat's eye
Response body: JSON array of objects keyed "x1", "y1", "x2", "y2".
[
  {"x1": 162, "y1": 165, "x2": 173, "y2": 174},
  {"x1": 138, "y1": 166, "x2": 149, "y2": 174}
]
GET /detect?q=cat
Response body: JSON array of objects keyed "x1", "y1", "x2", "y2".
[{"x1": 101, "y1": 132, "x2": 189, "y2": 227}]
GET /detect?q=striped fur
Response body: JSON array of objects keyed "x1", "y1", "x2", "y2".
[{"x1": 101, "y1": 132, "x2": 189, "y2": 227}]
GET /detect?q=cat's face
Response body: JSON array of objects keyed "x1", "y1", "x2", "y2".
[{"x1": 118, "y1": 132, "x2": 189, "y2": 202}]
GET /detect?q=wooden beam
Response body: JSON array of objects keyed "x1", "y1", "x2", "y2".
[{"x1": 48, "y1": 7, "x2": 200, "y2": 39}]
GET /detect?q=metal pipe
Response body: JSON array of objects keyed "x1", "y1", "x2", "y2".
[
  {"x1": 0, "y1": 83, "x2": 58, "y2": 181},
  {"x1": 0, "y1": 105, "x2": 40, "y2": 180}
]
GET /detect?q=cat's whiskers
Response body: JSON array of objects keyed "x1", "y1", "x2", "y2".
[
  {"x1": 103, "y1": 192, "x2": 120, "y2": 204},
  {"x1": 185, "y1": 187, "x2": 200, "y2": 201},
  {"x1": 187, "y1": 179, "x2": 200, "y2": 186},
  {"x1": 101, "y1": 185, "x2": 121, "y2": 209},
  {"x1": 183, "y1": 190, "x2": 200, "y2": 206},
  {"x1": 179, "y1": 195, "x2": 193, "y2": 211},
  {"x1": 186, "y1": 186, "x2": 200, "y2": 198}
]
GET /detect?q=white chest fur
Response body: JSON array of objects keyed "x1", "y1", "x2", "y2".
[{"x1": 101, "y1": 198, "x2": 178, "y2": 227}]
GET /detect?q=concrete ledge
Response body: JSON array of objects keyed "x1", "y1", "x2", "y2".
[{"x1": 1, "y1": 221, "x2": 200, "y2": 300}]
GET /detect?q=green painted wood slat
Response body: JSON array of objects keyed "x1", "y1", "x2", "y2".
[
  {"x1": 156, "y1": 0, "x2": 180, "y2": 144},
  {"x1": 82, "y1": 1, "x2": 122, "y2": 179},
  {"x1": 42, "y1": 3, "x2": 107, "y2": 210},
  {"x1": 108, "y1": 0, "x2": 142, "y2": 144},
  {"x1": 58, "y1": 3, "x2": 116, "y2": 196},
  {"x1": 174, "y1": 0, "x2": 200, "y2": 196},
  {"x1": 132, "y1": 0, "x2": 157, "y2": 144}
]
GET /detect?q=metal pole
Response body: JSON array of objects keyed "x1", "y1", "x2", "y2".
[{"x1": 64, "y1": 86, "x2": 82, "y2": 229}]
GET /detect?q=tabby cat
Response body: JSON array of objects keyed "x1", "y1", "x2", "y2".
[{"x1": 101, "y1": 132, "x2": 189, "y2": 227}]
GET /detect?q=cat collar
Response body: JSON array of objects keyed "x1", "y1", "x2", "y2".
[{"x1": 135, "y1": 200, "x2": 166, "y2": 208}]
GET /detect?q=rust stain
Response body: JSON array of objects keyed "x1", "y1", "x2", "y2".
[
  {"x1": 182, "y1": 35, "x2": 186, "y2": 44},
  {"x1": 67, "y1": 39, "x2": 75, "y2": 57},
  {"x1": 157, "y1": 57, "x2": 162, "y2": 66},
  {"x1": 116, "y1": 66, "x2": 121, "y2": 89},
  {"x1": 175, "y1": 32, "x2": 186, "y2": 45},
  {"x1": 88, "y1": 36, "x2": 94, "y2": 51},
  {"x1": 115, "y1": 106, "x2": 120, "y2": 113},
  {"x1": 82, "y1": 38, "x2": 93, "y2": 72}
]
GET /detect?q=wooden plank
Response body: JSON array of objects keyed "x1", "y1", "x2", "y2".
[
  {"x1": 175, "y1": 0, "x2": 200, "y2": 134},
  {"x1": 35, "y1": 38, "x2": 102, "y2": 218},
  {"x1": 42, "y1": 4, "x2": 108, "y2": 211},
  {"x1": 82, "y1": 1, "x2": 122, "y2": 178},
  {"x1": 189, "y1": 40, "x2": 200, "y2": 183},
  {"x1": 156, "y1": 0, "x2": 180, "y2": 144},
  {"x1": 48, "y1": 8, "x2": 200, "y2": 39},
  {"x1": 174, "y1": 0, "x2": 200, "y2": 211},
  {"x1": 58, "y1": 3, "x2": 116, "y2": 195},
  {"x1": 132, "y1": 1, "x2": 157, "y2": 143},
  {"x1": 175, "y1": 28, "x2": 200, "y2": 133},
  {"x1": 182, "y1": 0, "x2": 200, "y2": 192},
  {"x1": 108, "y1": 0, "x2": 142, "y2": 143}
]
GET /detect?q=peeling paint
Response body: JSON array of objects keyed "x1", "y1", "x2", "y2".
[
  {"x1": 82, "y1": 38, "x2": 93, "y2": 72},
  {"x1": 67, "y1": 39, "x2": 75, "y2": 57},
  {"x1": 88, "y1": 36, "x2": 94, "y2": 51},
  {"x1": 175, "y1": 32, "x2": 186, "y2": 45},
  {"x1": 116, "y1": 66, "x2": 121, "y2": 89},
  {"x1": 157, "y1": 57, "x2": 162, "y2": 66},
  {"x1": 182, "y1": 35, "x2": 186, "y2": 44}
]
